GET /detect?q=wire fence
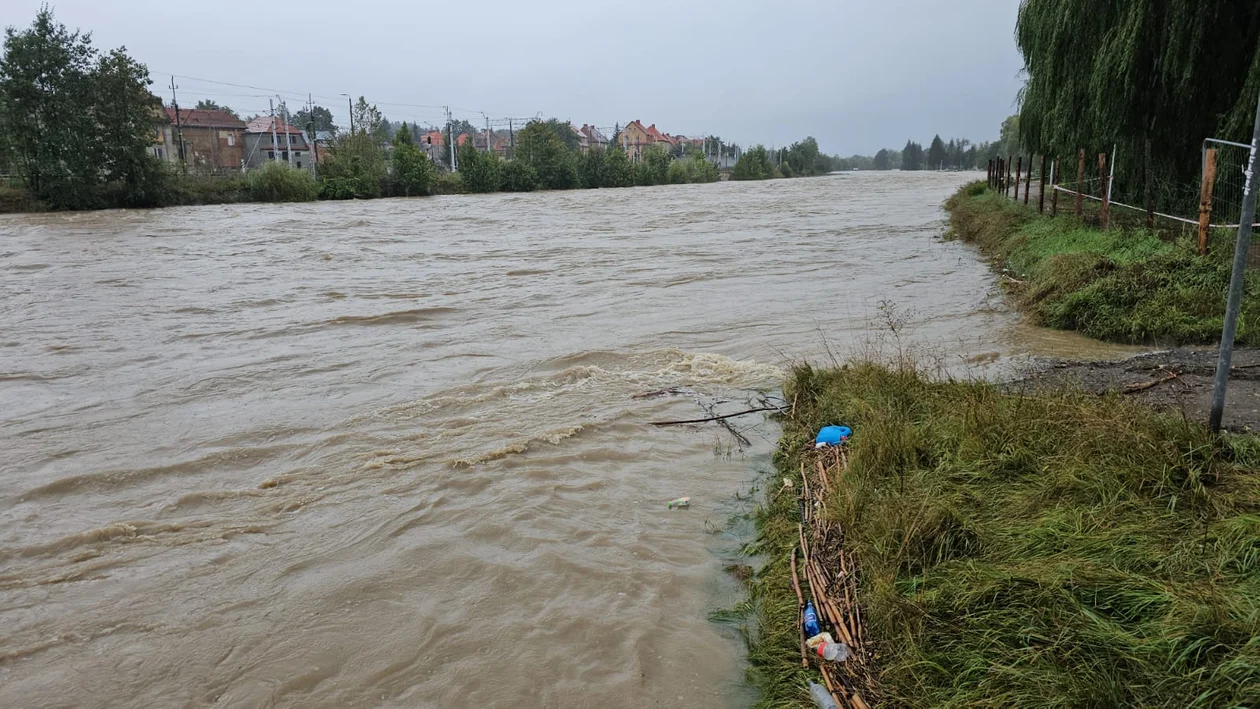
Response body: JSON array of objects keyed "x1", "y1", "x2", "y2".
[{"x1": 986, "y1": 145, "x2": 1260, "y2": 260}]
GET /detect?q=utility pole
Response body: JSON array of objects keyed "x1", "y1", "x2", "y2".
[
  {"x1": 269, "y1": 98, "x2": 279, "y2": 162},
  {"x1": 445, "y1": 106, "x2": 456, "y2": 170},
  {"x1": 280, "y1": 97, "x2": 293, "y2": 168},
  {"x1": 1209, "y1": 92, "x2": 1260, "y2": 432},
  {"x1": 348, "y1": 95, "x2": 355, "y2": 133},
  {"x1": 482, "y1": 112, "x2": 490, "y2": 154},
  {"x1": 169, "y1": 75, "x2": 186, "y2": 167},
  {"x1": 509, "y1": 119, "x2": 515, "y2": 156},
  {"x1": 309, "y1": 93, "x2": 318, "y2": 172}
]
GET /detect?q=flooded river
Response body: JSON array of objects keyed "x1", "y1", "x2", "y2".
[{"x1": 0, "y1": 173, "x2": 1133, "y2": 707}]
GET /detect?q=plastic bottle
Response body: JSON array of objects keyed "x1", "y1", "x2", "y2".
[
  {"x1": 802, "y1": 601, "x2": 821, "y2": 637},
  {"x1": 809, "y1": 682, "x2": 840, "y2": 709},
  {"x1": 805, "y1": 631, "x2": 834, "y2": 650},
  {"x1": 815, "y1": 640, "x2": 850, "y2": 662},
  {"x1": 667, "y1": 497, "x2": 690, "y2": 509}
]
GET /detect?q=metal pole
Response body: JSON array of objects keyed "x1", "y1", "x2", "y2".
[
  {"x1": 1209, "y1": 92, "x2": 1260, "y2": 432},
  {"x1": 348, "y1": 95, "x2": 355, "y2": 133},
  {"x1": 281, "y1": 97, "x2": 293, "y2": 168},
  {"x1": 446, "y1": 106, "x2": 456, "y2": 170},
  {"x1": 269, "y1": 98, "x2": 278, "y2": 163},
  {"x1": 1107, "y1": 143, "x2": 1117, "y2": 203}
]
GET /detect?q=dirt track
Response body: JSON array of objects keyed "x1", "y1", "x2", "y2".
[{"x1": 1021, "y1": 348, "x2": 1260, "y2": 433}]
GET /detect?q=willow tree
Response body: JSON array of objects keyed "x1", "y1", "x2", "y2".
[{"x1": 1016, "y1": 0, "x2": 1260, "y2": 209}]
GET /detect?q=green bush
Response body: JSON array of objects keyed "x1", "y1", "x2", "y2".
[
  {"x1": 431, "y1": 171, "x2": 463, "y2": 195},
  {"x1": 390, "y1": 140, "x2": 435, "y2": 197},
  {"x1": 731, "y1": 145, "x2": 777, "y2": 180},
  {"x1": 243, "y1": 161, "x2": 319, "y2": 202},
  {"x1": 500, "y1": 160, "x2": 540, "y2": 192}
]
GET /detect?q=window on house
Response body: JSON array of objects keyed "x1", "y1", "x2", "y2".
[
  {"x1": 227, "y1": 134, "x2": 235, "y2": 146},
  {"x1": 296, "y1": 161, "x2": 302, "y2": 169},
  {"x1": 268, "y1": 151, "x2": 274, "y2": 159}
]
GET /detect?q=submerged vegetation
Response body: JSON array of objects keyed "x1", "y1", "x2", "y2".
[
  {"x1": 748, "y1": 360, "x2": 1260, "y2": 706},
  {"x1": 946, "y1": 182, "x2": 1260, "y2": 345}
]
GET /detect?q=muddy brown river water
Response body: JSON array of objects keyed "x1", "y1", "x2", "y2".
[{"x1": 0, "y1": 173, "x2": 1137, "y2": 707}]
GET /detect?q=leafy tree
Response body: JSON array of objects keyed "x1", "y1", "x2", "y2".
[
  {"x1": 783, "y1": 137, "x2": 822, "y2": 176},
  {"x1": 514, "y1": 120, "x2": 577, "y2": 190},
  {"x1": 500, "y1": 159, "x2": 539, "y2": 192},
  {"x1": 1016, "y1": 0, "x2": 1260, "y2": 206},
  {"x1": 541, "y1": 118, "x2": 580, "y2": 151},
  {"x1": 0, "y1": 8, "x2": 164, "y2": 209},
  {"x1": 732, "y1": 145, "x2": 777, "y2": 180},
  {"x1": 194, "y1": 99, "x2": 239, "y2": 119},
  {"x1": 319, "y1": 96, "x2": 389, "y2": 198},
  {"x1": 667, "y1": 153, "x2": 719, "y2": 183},
  {"x1": 457, "y1": 138, "x2": 500, "y2": 193},
  {"x1": 640, "y1": 144, "x2": 671, "y2": 185},
  {"x1": 873, "y1": 149, "x2": 892, "y2": 170},
  {"x1": 603, "y1": 145, "x2": 635, "y2": 187},
  {"x1": 927, "y1": 135, "x2": 947, "y2": 170},
  {"x1": 291, "y1": 105, "x2": 336, "y2": 136},
  {"x1": 901, "y1": 140, "x2": 925, "y2": 171},
  {"x1": 350, "y1": 96, "x2": 383, "y2": 141},
  {"x1": 577, "y1": 146, "x2": 608, "y2": 188},
  {"x1": 390, "y1": 124, "x2": 434, "y2": 196}
]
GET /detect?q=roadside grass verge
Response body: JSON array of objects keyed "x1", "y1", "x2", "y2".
[
  {"x1": 748, "y1": 360, "x2": 1260, "y2": 707},
  {"x1": 945, "y1": 182, "x2": 1260, "y2": 345}
]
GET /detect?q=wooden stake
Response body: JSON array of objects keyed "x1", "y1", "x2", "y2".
[
  {"x1": 1199, "y1": 148, "x2": 1218, "y2": 255},
  {"x1": 1038, "y1": 154, "x2": 1047, "y2": 213},
  {"x1": 1024, "y1": 155, "x2": 1032, "y2": 204},
  {"x1": 1099, "y1": 152, "x2": 1110, "y2": 229},
  {"x1": 1014, "y1": 156, "x2": 1022, "y2": 200},
  {"x1": 1006, "y1": 155, "x2": 1013, "y2": 197},
  {"x1": 1076, "y1": 148, "x2": 1085, "y2": 216}
]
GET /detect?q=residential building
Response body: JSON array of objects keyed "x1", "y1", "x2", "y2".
[
  {"x1": 621, "y1": 120, "x2": 654, "y2": 160},
  {"x1": 575, "y1": 124, "x2": 609, "y2": 153},
  {"x1": 418, "y1": 130, "x2": 446, "y2": 163},
  {"x1": 156, "y1": 106, "x2": 247, "y2": 172},
  {"x1": 243, "y1": 116, "x2": 314, "y2": 172}
]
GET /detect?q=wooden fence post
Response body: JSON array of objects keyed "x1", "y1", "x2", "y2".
[
  {"x1": 1076, "y1": 149, "x2": 1085, "y2": 216},
  {"x1": 1199, "y1": 148, "x2": 1218, "y2": 255},
  {"x1": 1007, "y1": 155, "x2": 1013, "y2": 197},
  {"x1": 1099, "y1": 152, "x2": 1110, "y2": 229},
  {"x1": 1038, "y1": 154, "x2": 1047, "y2": 213},
  {"x1": 1015, "y1": 156, "x2": 1022, "y2": 201},
  {"x1": 1051, "y1": 158, "x2": 1060, "y2": 216},
  {"x1": 1025, "y1": 156, "x2": 1033, "y2": 205}
]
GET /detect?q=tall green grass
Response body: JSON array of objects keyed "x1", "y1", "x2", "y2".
[
  {"x1": 759, "y1": 362, "x2": 1260, "y2": 707},
  {"x1": 243, "y1": 162, "x2": 320, "y2": 202},
  {"x1": 946, "y1": 183, "x2": 1260, "y2": 345}
]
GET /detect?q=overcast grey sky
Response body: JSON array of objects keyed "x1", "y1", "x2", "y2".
[{"x1": 9, "y1": 0, "x2": 1024, "y2": 154}]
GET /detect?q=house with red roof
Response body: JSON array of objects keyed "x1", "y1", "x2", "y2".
[
  {"x1": 620, "y1": 120, "x2": 681, "y2": 160},
  {"x1": 155, "y1": 106, "x2": 247, "y2": 171},
  {"x1": 243, "y1": 116, "x2": 314, "y2": 173}
]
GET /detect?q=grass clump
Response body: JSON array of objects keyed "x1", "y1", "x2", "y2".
[
  {"x1": 757, "y1": 361, "x2": 1260, "y2": 707},
  {"x1": 946, "y1": 183, "x2": 1260, "y2": 345},
  {"x1": 243, "y1": 161, "x2": 320, "y2": 202}
]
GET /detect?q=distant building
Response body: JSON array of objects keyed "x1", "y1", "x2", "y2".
[
  {"x1": 243, "y1": 116, "x2": 314, "y2": 172},
  {"x1": 621, "y1": 120, "x2": 654, "y2": 160},
  {"x1": 575, "y1": 124, "x2": 609, "y2": 153},
  {"x1": 156, "y1": 107, "x2": 247, "y2": 172}
]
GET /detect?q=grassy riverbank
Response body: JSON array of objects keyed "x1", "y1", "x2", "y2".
[
  {"x1": 748, "y1": 361, "x2": 1260, "y2": 706},
  {"x1": 946, "y1": 182, "x2": 1260, "y2": 345}
]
